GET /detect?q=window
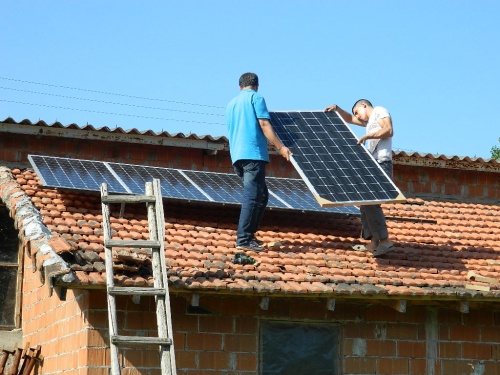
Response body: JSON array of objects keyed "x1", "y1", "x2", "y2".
[
  {"x1": 260, "y1": 320, "x2": 341, "y2": 375},
  {"x1": 0, "y1": 205, "x2": 21, "y2": 328}
]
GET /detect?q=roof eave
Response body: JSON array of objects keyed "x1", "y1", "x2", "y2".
[{"x1": 0, "y1": 121, "x2": 227, "y2": 151}]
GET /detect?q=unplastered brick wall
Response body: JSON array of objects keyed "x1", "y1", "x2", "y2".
[
  {"x1": 22, "y1": 253, "x2": 93, "y2": 375},
  {"x1": 36, "y1": 291, "x2": 500, "y2": 375},
  {"x1": 394, "y1": 164, "x2": 500, "y2": 203},
  {"x1": 1, "y1": 132, "x2": 299, "y2": 178},
  {"x1": 1, "y1": 132, "x2": 227, "y2": 171}
]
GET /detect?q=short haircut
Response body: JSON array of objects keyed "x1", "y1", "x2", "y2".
[
  {"x1": 351, "y1": 99, "x2": 373, "y2": 114},
  {"x1": 239, "y1": 72, "x2": 259, "y2": 88}
]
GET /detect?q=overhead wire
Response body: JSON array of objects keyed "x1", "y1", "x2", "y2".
[
  {"x1": 0, "y1": 86, "x2": 224, "y2": 117},
  {"x1": 0, "y1": 99, "x2": 225, "y2": 125},
  {"x1": 0, "y1": 76, "x2": 224, "y2": 109},
  {"x1": 0, "y1": 76, "x2": 227, "y2": 126}
]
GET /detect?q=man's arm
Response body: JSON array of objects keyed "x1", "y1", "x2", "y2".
[
  {"x1": 258, "y1": 118, "x2": 292, "y2": 161},
  {"x1": 357, "y1": 116, "x2": 393, "y2": 145},
  {"x1": 325, "y1": 104, "x2": 366, "y2": 127}
]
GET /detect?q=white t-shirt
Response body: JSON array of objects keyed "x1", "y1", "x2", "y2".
[{"x1": 365, "y1": 106, "x2": 392, "y2": 162}]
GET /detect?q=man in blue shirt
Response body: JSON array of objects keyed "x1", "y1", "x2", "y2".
[{"x1": 226, "y1": 72, "x2": 292, "y2": 252}]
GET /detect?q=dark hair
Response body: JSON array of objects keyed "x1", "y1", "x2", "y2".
[
  {"x1": 239, "y1": 72, "x2": 259, "y2": 88},
  {"x1": 351, "y1": 99, "x2": 373, "y2": 114}
]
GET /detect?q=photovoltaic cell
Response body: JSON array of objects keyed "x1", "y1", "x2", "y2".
[
  {"x1": 266, "y1": 177, "x2": 358, "y2": 215},
  {"x1": 28, "y1": 155, "x2": 360, "y2": 215},
  {"x1": 183, "y1": 170, "x2": 287, "y2": 208},
  {"x1": 182, "y1": 170, "x2": 242, "y2": 204},
  {"x1": 109, "y1": 163, "x2": 208, "y2": 201},
  {"x1": 28, "y1": 155, "x2": 128, "y2": 193},
  {"x1": 269, "y1": 111, "x2": 406, "y2": 206}
]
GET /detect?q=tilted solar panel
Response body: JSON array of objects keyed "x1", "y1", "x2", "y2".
[
  {"x1": 28, "y1": 155, "x2": 360, "y2": 215},
  {"x1": 269, "y1": 111, "x2": 406, "y2": 207}
]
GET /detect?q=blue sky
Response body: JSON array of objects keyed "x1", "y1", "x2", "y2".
[{"x1": 1, "y1": 1, "x2": 499, "y2": 158}]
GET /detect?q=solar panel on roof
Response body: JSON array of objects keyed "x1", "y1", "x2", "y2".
[
  {"x1": 28, "y1": 155, "x2": 360, "y2": 215},
  {"x1": 28, "y1": 155, "x2": 129, "y2": 193},
  {"x1": 109, "y1": 163, "x2": 209, "y2": 201},
  {"x1": 269, "y1": 111, "x2": 406, "y2": 207},
  {"x1": 182, "y1": 170, "x2": 244, "y2": 204},
  {"x1": 183, "y1": 170, "x2": 288, "y2": 209},
  {"x1": 266, "y1": 177, "x2": 358, "y2": 214}
]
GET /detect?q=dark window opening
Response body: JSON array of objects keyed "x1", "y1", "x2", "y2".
[
  {"x1": 260, "y1": 320, "x2": 341, "y2": 375},
  {"x1": 0, "y1": 205, "x2": 20, "y2": 328}
]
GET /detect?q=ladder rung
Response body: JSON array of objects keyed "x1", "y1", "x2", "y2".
[
  {"x1": 111, "y1": 335, "x2": 172, "y2": 346},
  {"x1": 102, "y1": 195, "x2": 157, "y2": 204},
  {"x1": 105, "y1": 239, "x2": 161, "y2": 248},
  {"x1": 108, "y1": 286, "x2": 167, "y2": 296}
]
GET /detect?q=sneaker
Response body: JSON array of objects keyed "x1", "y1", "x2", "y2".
[
  {"x1": 251, "y1": 236, "x2": 264, "y2": 246},
  {"x1": 236, "y1": 240, "x2": 264, "y2": 252}
]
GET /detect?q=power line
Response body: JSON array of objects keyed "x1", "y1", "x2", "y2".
[
  {"x1": 0, "y1": 76, "x2": 225, "y2": 109},
  {"x1": 0, "y1": 86, "x2": 224, "y2": 117},
  {"x1": 0, "y1": 99, "x2": 225, "y2": 126}
]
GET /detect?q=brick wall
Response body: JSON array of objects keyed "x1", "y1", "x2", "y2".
[
  {"x1": 394, "y1": 164, "x2": 500, "y2": 203},
  {"x1": 24, "y1": 273, "x2": 500, "y2": 375},
  {"x1": 22, "y1": 251, "x2": 93, "y2": 375},
  {"x1": 0, "y1": 132, "x2": 299, "y2": 178}
]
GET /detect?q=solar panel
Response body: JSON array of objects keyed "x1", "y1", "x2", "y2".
[
  {"x1": 266, "y1": 177, "x2": 359, "y2": 214},
  {"x1": 269, "y1": 111, "x2": 406, "y2": 207},
  {"x1": 28, "y1": 155, "x2": 360, "y2": 215},
  {"x1": 109, "y1": 163, "x2": 209, "y2": 201},
  {"x1": 28, "y1": 155, "x2": 129, "y2": 193},
  {"x1": 183, "y1": 170, "x2": 288, "y2": 209}
]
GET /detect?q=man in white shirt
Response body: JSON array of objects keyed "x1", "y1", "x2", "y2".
[{"x1": 325, "y1": 99, "x2": 394, "y2": 257}]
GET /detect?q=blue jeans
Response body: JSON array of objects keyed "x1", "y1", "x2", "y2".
[
  {"x1": 360, "y1": 160, "x2": 393, "y2": 241},
  {"x1": 233, "y1": 160, "x2": 268, "y2": 245}
]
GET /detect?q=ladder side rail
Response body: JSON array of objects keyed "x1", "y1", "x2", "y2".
[
  {"x1": 153, "y1": 179, "x2": 177, "y2": 374},
  {"x1": 100, "y1": 183, "x2": 121, "y2": 375},
  {"x1": 146, "y1": 181, "x2": 174, "y2": 375}
]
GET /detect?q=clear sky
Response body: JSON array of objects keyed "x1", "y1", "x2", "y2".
[{"x1": 1, "y1": 1, "x2": 499, "y2": 159}]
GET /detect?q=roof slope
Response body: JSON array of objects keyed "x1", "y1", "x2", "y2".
[{"x1": 5, "y1": 167, "x2": 500, "y2": 301}]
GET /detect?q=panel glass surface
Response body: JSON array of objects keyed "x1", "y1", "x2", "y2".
[
  {"x1": 29, "y1": 155, "x2": 128, "y2": 193},
  {"x1": 29, "y1": 155, "x2": 360, "y2": 215},
  {"x1": 270, "y1": 111, "x2": 403, "y2": 205},
  {"x1": 182, "y1": 170, "x2": 287, "y2": 208},
  {"x1": 109, "y1": 163, "x2": 208, "y2": 201},
  {"x1": 267, "y1": 177, "x2": 359, "y2": 214}
]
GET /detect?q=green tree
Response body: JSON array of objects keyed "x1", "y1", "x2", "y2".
[{"x1": 492, "y1": 137, "x2": 500, "y2": 160}]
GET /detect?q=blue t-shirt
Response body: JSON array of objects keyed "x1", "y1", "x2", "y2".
[{"x1": 225, "y1": 89, "x2": 271, "y2": 164}]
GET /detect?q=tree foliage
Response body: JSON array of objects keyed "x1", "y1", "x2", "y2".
[{"x1": 492, "y1": 138, "x2": 500, "y2": 160}]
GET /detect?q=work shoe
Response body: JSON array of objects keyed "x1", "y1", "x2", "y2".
[
  {"x1": 372, "y1": 243, "x2": 395, "y2": 258},
  {"x1": 236, "y1": 240, "x2": 264, "y2": 252},
  {"x1": 250, "y1": 236, "x2": 264, "y2": 246}
]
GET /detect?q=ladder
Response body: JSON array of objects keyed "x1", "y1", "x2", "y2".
[{"x1": 100, "y1": 179, "x2": 176, "y2": 375}]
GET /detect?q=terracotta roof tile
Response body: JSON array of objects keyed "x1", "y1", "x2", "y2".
[{"x1": 3, "y1": 167, "x2": 500, "y2": 301}]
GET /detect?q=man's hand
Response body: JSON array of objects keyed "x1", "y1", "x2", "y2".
[
  {"x1": 258, "y1": 118, "x2": 293, "y2": 162},
  {"x1": 324, "y1": 104, "x2": 338, "y2": 112},
  {"x1": 278, "y1": 146, "x2": 292, "y2": 161},
  {"x1": 357, "y1": 135, "x2": 368, "y2": 145}
]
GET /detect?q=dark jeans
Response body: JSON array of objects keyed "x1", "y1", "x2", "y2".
[
  {"x1": 360, "y1": 160, "x2": 393, "y2": 241},
  {"x1": 233, "y1": 160, "x2": 268, "y2": 245}
]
